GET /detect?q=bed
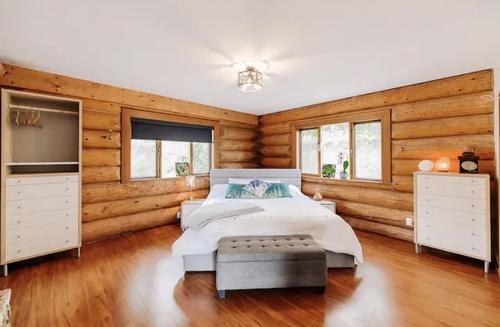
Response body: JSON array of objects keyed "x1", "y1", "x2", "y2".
[{"x1": 172, "y1": 169, "x2": 363, "y2": 271}]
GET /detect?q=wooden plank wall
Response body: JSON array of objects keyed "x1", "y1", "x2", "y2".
[
  {"x1": 0, "y1": 64, "x2": 259, "y2": 242},
  {"x1": 259, "y1": 70, "x2": 495, "y2": 241}
]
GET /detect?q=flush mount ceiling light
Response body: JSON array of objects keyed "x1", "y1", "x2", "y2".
[{"x1": 232, "y1": 61, "x2": 268, "y2": 93}]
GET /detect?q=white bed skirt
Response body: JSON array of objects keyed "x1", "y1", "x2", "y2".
[{"x1": 183, "y1": 251, "x2": 356, "y2": 272}]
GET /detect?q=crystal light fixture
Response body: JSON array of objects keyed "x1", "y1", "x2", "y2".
[
  {"x1": 232, "y1": 61, "x2": 268, "y2": 93},
  {"x1": 238, "y1": 67, "x2": 263, "y2": 92}
]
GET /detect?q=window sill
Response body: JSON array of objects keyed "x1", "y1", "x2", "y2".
[
  {"x1": 301, "y1": 175, "x2": 394, "y2": 190},
  {"x1": 128, "y1": 174, "x2": 209, "y2": 183}
]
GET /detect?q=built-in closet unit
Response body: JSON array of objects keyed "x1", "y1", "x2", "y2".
[{"x1": 1, "y1": 89, "x2": 82, "y2": 275}]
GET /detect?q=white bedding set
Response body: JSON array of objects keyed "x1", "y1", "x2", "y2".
[{"x1": 172, "y1": 184, "x2": 363, "y2": 264}]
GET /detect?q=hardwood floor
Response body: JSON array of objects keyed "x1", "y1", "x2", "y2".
[{"x1": 1, "y1": 225, "x2": 499, "y2": 327}]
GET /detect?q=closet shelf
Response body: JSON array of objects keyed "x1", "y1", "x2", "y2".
[{"x1": 6, "y1": 162, "x2": 79, "y2": 166}]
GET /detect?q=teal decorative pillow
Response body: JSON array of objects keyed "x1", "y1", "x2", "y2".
[{"x1": 225, "y1": 183, "x2": 291, "y2": 199}]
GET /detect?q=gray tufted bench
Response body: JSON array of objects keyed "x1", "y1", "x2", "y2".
[{"x1": 216, "y1": 235, "x2": 327, "y2": 298}]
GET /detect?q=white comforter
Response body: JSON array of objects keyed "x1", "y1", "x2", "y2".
[{"x1": 172, "y1": 184, "x2": 363, "y2": 264}]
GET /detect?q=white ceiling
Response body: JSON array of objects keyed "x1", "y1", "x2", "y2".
[{"x1": 1, "y1": 0, "x2": 500, "y2": 115}]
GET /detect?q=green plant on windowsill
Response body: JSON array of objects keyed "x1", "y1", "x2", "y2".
[
  {"x1": 339, "y1": 160, "x2": 349, "y2": 179},
  {"x1": 322, "y1": 164, "x2": 336, "y2": 178}
]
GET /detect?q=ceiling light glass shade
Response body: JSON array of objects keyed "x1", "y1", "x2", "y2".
[{"x1": 238, "y1": 67, "x2": 263, "y2": 93}]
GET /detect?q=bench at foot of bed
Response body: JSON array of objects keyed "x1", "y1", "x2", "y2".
[{"x1": 216, "y1": 235, "x2": 327, "y2": 299}]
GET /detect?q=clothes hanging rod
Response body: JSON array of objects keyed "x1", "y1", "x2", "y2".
[{"x1": 8, "y1": 104, "x2": 78, "y2": 115}]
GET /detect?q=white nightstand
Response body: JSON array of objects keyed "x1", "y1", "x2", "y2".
[
  {"x1": 314, "y1": 199, "x2": 336, "y2": 213},
  {"x1": 181, "y1": 199, "x2": 205, "y2": 230}
]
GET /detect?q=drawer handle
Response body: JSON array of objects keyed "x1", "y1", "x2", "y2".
[
  {"x1": 16, "y1": 180, "x2": 21, "y2": 183},
  {"x1": 472, "y1": 247, "x2": 476, "y2": 250},
  {"x1": 16, "y1": 206, "x2": 21, "y2": 209},
  {"x1": 65, "y1": 226, "x2": 69, "y2": 230},
  {"x1": 471, "y1": 204, "x2": 475, "y2": 208},
  {"x1": 16, "y1": 191, "x2": 21, "y2": 194},
  {"x1": 65, "y1": 201, "x2": 69, "y2": 204},
  {"x1": 17, "y1": 235, "x2": 21, "y2": 239},
  {"x1": 472, "y1": 218, "x2": 476, "y2": 222},
  {"x1": 65, "y1": 214, "x2": 69, "y2": 217},
  {"x1": 16, "y1": 249, "x2": 20, "y2": 254},
  {"x1": 425, "y1": 211, "x2": 429, "y2": 215},
  {"x1": 425, "y1": 224, "x2": 430, "y2": 227},
  {"x1": 65, "y1": 240, "x2": 69, "y2": 243}
]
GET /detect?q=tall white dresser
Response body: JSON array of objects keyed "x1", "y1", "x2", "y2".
[
  {"x1": 1, "y1": 89, "x2": 82, "y2": 275},
  {"x1": 414, "y1": 172, "x2": 491, "y2": 272}
]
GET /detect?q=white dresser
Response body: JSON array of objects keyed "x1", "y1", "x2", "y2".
[
  {"x1": 414, "y1": 172, "x2": 491, "y2": 272},
  {"x1": 4, "y1": 174, "x2": 80, "y2": 264}
]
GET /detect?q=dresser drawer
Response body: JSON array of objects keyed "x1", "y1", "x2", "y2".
[
  {"x1": 6, "y1": 208, "x2": 78, "y2": 231},
  {"x1": 418, "y1": 194, "x2": 486, "y2": 214},
  {"x1": 417, "y1": 206, "x2": 486, "y2": 228},
  {"x1": 6, "y1": 221, "x2": 78, "y2": 245},
  {"x1": 417, "y1": 176, "x2": 486, "y2": 199},
  {"x1": 6, "y1": 174, "x2": 79, "y2": 186},
  {"x1": 417, "y1": 223, "x2": 487, "y2": 259},
  {"x1": 6, "y1": 182, "x2": 78, "y2": 201},
  {"x1": 417, "y1": 174, "x2": 486, "y2": 187},
  {"x1": 6, "y1": 195, "x2": 78, "y2": 215},
  {"x1": 6, "y1": 232, "x2": 78, "y2": 262}
]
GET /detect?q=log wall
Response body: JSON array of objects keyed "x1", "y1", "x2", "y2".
[
  {"x1": 0, "y1": 64, "x2": 259, "y2": 242},
  {"x1": 259, "y1": 70, "x2": 495, "y2": 241}
]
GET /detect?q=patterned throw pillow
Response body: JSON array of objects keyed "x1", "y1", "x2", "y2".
[
  {"x1": 243, "y1": 179, "x2": 271, "y2": 197},
  {"x1": 225, "y1": 183, "x2": 292, "y2": 199}
]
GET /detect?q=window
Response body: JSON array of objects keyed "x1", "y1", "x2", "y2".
[
  {"x1": 131, "y1": 139, "x2": 157, "y2": 179},
  {"x1": 300, "y1": 129, "x2": 319, "y2": 175},
  {"x1": 354, "y1": 121, "x2": 381, "y2": 180},
  {"x1": 296, "y1": 110, "x2": 390, "y2": 183},
  {"x1": 123, "y1": 109, "x2": 215, "y2": 182},
  {"x1": 130, "y1": 140, "x2": 212, "y2": 179}
]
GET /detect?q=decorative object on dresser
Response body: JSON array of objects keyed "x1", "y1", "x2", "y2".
[
  {"x1": 313, "y1": 189, "x2": 323, "y2": 201},
  {"x1": 458, "y1": 151, "x2": 479, "y2": 173},
  {"x1": 216, "y1": 235, "x2": 327, "y2": 299},
  {"x1": 1, "y1": 89, "x2": 82, "y2": 276},
  {"x1": 185, "y1": 175, "x2": 196, "y2": 200},
  {"x1": 434, "y1": 157, "x2": 450, "y2": 172},
  {"x1": 180, "y1": 198, "x2": 205, "y2": 230},
  {"x1": 413, "y1": 172, "x2": 490, "y2": 272},
  {"x1": 418, "y1": 160, "x2": 434, "y2": 172},
  {"x1": 316, "y1": 199, "x2": 336, "y2": 213}
]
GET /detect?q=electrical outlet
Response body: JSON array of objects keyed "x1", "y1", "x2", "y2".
[{"x1": 405, "y1": 217, "x2": 413, "y2": 226}]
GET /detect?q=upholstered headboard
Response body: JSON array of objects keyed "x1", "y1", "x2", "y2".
[{"x1": 209, "y1": 169, "x2": 301, "y2": 188}]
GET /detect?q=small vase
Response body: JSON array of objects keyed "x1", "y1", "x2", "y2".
[
  {"x1": 313, "y1": 189, "x2": 323, "y2": 201},
  {"x1": 339, "y1": 172, "x2": 348, "y2": 180}
]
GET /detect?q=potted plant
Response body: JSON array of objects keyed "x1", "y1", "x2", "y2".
[
  {"x1": 322, "y1": 164, "x2": 336, "y2": 178},
  {"x1": 339, "y1": 160, "x2": 349, "y2": 179}
]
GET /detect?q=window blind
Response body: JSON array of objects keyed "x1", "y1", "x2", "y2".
[{"x1": 131, "y1": 118, "x2": 213, "y2": 143}]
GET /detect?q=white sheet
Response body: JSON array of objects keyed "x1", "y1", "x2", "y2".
[{"x1": 172, "y1": 184, "x2": 363, "y2": 264}]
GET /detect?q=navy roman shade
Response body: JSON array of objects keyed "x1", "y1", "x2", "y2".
[{"x1": 131, "y1": 118, "x2": 213, "y2": 143}]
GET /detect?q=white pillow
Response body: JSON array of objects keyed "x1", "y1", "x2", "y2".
[{"x1": 228, "y1": 178, "x2": 282, "y2": 184}]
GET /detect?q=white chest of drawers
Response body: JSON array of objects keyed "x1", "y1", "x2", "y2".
[
  {"x1": 414, "y1": 172, "x2": 491, "y2": 272},
  {"x1": 1, "y1": 174, "x2": 81, "y2": 270}
]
